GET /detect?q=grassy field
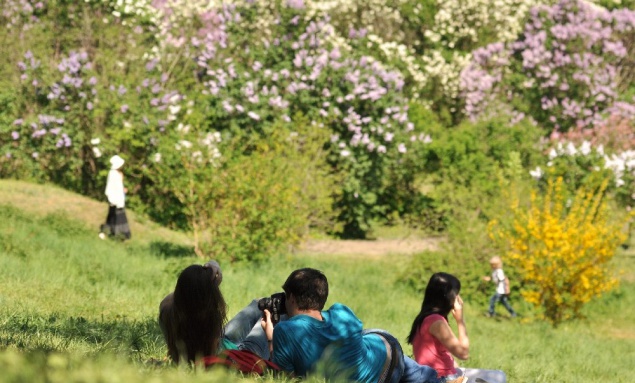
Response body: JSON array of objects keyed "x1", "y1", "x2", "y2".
[{"x1": 0, "y1": 180, "x2": 633, "y2": 382}]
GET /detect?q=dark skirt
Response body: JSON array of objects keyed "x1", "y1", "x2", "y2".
[{"x1": 100, "y1": 205, "x2": 131, "y2": 239}]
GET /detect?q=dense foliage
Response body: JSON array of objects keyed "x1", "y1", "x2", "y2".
[{"x1": 0, "y1": 0, "x2": 634, "y2": 319}]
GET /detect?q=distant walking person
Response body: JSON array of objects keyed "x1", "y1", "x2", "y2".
[
  {"x1": 99, "y1": 155, "x2": 131, "y2": 240},
  {"x1": 483, "y1": 256, "x2": 516, "y2": 318}
]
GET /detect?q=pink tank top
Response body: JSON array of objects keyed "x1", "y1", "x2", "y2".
[{"x1": 412, "y1": 314, "x2": 456, "y2": 377}]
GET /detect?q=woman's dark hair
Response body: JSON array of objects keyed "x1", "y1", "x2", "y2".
[
  {"x1": 406, "y1": 272, "x2": 461, "y2": 344},
  {"x1": 172, "y1": 264, "x2": 227, "y2": 363}
]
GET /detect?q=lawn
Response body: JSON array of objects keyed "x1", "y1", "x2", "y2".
[{"x1": 0, "y1": 180, "x2": 633, "y2": 382}]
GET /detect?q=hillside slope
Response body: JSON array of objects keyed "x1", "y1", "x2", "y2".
[
  {"x1": 0, "y1": 179, "x2": 191, "y2": 246},
  {"x1": 1, "y1": 179, "x2": 446, "y2": 257}
]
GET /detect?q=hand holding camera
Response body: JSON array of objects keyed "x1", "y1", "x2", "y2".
[
  {"x1": 258, "y1": 292, "x2": 287, "y2": 325},
  {"x1": 259, "y1": 292, "x2": 286, "y2": 345}
]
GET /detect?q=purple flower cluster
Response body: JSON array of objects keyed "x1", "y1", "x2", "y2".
[
  {"x1": 348, "y1": 27, "x2": 368, "y2": 40},
  {"x1": 460, "y1": 0, "x2": 635, "y2": 132},
  {"x1": 136, "y1": 61, "x2": 184, "y2": 133},
  {"x1": 606, "y1": 101, "x2": 635, "y2": 121},
  {"x1": 153, "y1": 2, "x2": 234, "y2": 55},
  {"x1": 193, "y1": 9, "x2": 425, "y2": 160},
  {"x1": 46, "y1": 51, "x2": 97, "y2": 114},
  {"x1": 2, "y1": 0, "x2": 46, "y2": 31},
  {"x1": 286, "y1": 0, "x2": 305, "y2": 10},
  {"x1": 11, "y1": 49, "x2": 79, "y2": 157},
  {"x1": 460, "y1": 42, "x2": 508, "y2": 118},
  {"x1": 9, "y1": 113, "x2": 70, "y2": 159},
  {"x1": 17, "y1": 50, "x2": 41, "y2": 85}
]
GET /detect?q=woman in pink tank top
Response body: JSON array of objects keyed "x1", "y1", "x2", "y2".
[{"x1": 406, "y1": 273, "x2": 507, "y2": 383}]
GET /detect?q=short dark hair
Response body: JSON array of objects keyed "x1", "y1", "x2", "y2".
[{"x1": 282, "y1": 268, "x2": 328, "y2": 311}]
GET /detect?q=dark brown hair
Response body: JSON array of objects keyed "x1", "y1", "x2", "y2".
[
  {"x1": 282, "y1": 268, "x2": 328, "y2": 311},
  {"x1": 172, "y1": 264, "x2": 228, "y2": 363},
  {"x1": 406, "y1": 272, "x2": 461, "y2": 344}
]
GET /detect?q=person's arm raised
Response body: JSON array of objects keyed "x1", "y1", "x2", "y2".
[
  {"x1": 429, "y1": 295, "x2": 470, "y2": 360},
  {"x1": 260, "y1": 309, "x2": 275, "y2": 356}
]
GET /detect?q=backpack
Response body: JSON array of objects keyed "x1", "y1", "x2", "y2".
[
  {"x1": 504, "y1": 274, "x2": 511, "y2": 295},
  {"x1": 203, "y1": 349, "x2": 281, "y2": 376}
]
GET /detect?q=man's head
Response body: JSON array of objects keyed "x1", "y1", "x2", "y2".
[{"x1": 282, "y1": 268, "x2": 328, "y2": 311}]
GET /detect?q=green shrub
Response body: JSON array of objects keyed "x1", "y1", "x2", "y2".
[
  {"x1": 145, "y1": 115, "x2": 338, "y2": 263},
  {"x1": 425, "y1": 116, "x2": 543, "y2": 222},
  {"x1": 205, "y1": 124, "x2": 338, "y2": 263},
  {"x1": 401, "y1": 115, "x2": 543, "y2": 302}
]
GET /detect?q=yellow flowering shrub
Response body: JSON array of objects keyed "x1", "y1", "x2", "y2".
[{"x1": 490, "y1": 177, "x2": 629, "y2": 326}]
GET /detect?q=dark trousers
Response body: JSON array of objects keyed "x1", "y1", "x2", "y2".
[{"x1": 488, "y1": 293, "x2": 516, "y2": 316}]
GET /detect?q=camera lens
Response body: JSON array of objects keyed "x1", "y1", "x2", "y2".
[{"x1": 257, "y1": 297, "x2": 271, "y2": 312}]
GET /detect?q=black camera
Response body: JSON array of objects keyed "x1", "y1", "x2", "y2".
[{"x1": 258, "y1": 292, "x2": 287, "y2": 325}]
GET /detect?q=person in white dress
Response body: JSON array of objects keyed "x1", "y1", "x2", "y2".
[{"x1": 99, "y1": 155, "x2": 131, "y2": 240}]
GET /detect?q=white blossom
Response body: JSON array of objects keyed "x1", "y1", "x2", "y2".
[
  {"x1": 176, "y1": 123, "x2": 191, "y2": 133},
  {"x1": 548, "y1": 148, "x2": 558, "y2": 160},
  {"x1": 169, "y1": 105, "x2": 181, "y2": 115},
  {"x1": 566, "y1": 142, "x2": 577, "y2": 156},
  {"x1": 176, "y1": 140, "x2": 192, "y2": 150},
  {"x1": 529, "y1": 166, "x2": 543, "y2": 180}
]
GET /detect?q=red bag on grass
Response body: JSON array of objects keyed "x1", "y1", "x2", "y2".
[{"x1": 203, "y1": 349, "x2": 281, "y2": 376}]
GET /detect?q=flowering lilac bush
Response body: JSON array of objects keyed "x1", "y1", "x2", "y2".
[
  {"x1": 2, "y1": 0, "x2": 635, "y2": 251},
  {"x1": 2, "y1": 12, "x2": 180, "y2": 199},
  {"x1": 158, "y1": 1, "x2": 432, "y2": 237},
  {"x1": 5, "y1": 50, "x2": 87, "y2": 187},
  {"x1": 461, "y1": 0, "x2": 635, "y2": 133},
  {"x1": 458, "y1": 0, "x2": 635, "y2": 220},
  {"x1": 1, "y1": 0, "x2": 48, "y2": 31},
  {"x1": 1, "y1": 0, "x2": 433, "y2": 240}
]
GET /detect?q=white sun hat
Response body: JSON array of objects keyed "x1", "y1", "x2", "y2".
[{"x1": 109, "y1": 155, "x2": 125, "y2": 170}]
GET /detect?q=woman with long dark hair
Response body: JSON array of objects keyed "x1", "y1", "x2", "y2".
[
  {"x1": 407, "y1": 272, "x2": 507, "y2": 383},
  {"x1": 159, "y1": 262, "x2": 272, "y2": 365},
  {"x1": 170, "y1": 264, "x2": 228, "y2": 363}
]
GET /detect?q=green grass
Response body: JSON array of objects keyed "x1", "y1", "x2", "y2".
[{"x1": 0, "y1": 180, "x2": 634, "y2": 382}]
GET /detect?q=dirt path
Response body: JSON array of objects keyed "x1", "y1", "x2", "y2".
[{"x1": 297, "y1": 237, "x2": 443, "y2": 258}]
